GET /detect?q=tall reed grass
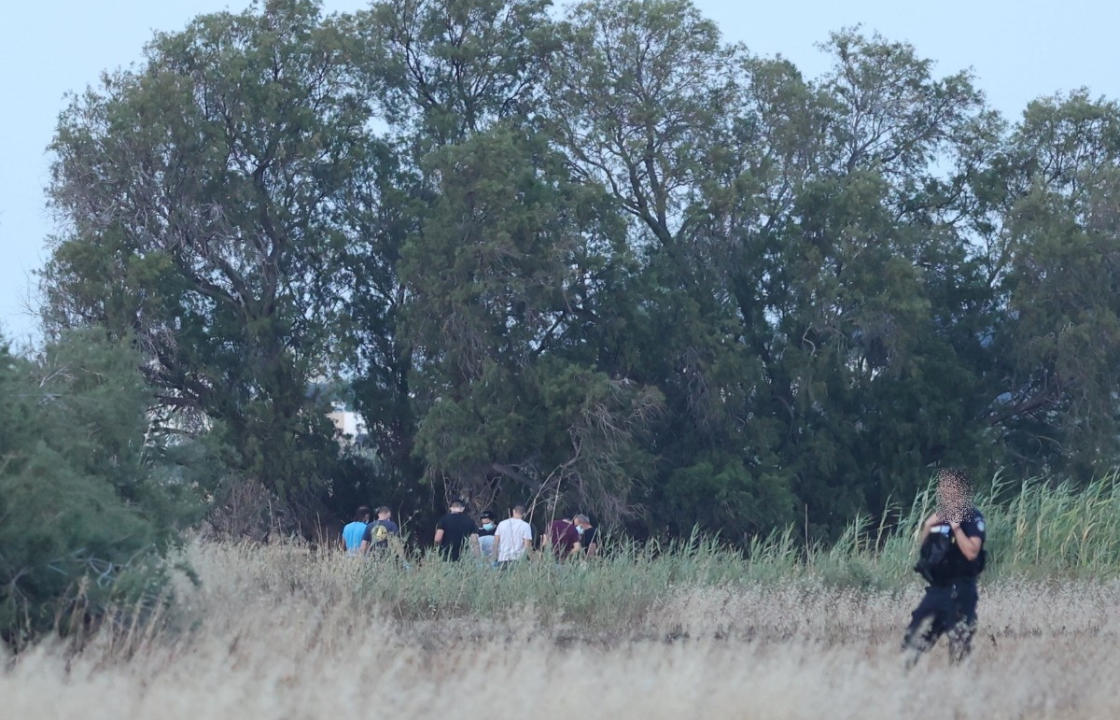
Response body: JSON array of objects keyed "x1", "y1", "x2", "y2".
[{"x1": 5, "y1": 538, "x2": 1120, "y2": 720}]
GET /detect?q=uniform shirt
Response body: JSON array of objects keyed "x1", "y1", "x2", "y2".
[
  {"x1": 341, "y1": 521, "x2": 367, "y2": 555},
  {"x1": 921, "y1": 509, "x2": 986, "y2": 582},
  {"x1": 495, "y1": 517, "x2": 533, "y2": 562},
  {"x1": 362, "y1": 519, "x2": 400, "y2": 548},
  {"x1": 436, "y1": 512, "x2": 477, "y2": 561}
]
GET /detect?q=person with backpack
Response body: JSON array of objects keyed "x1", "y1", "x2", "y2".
[{"x1": 902, "y1": 469, "x2": 987, "y2": 667}]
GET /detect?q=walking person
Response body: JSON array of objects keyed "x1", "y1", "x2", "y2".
[
  {"x1": 493, "y1": 505, "x2": 533, "y2": 567},
  {"x1": 544, "y1": 513, "x2": 579, "y2": 562},
  {"x1": 572, "y1": 514, "x2": 599, "y2": 558},
  {"x1": 902, "y1": 469, "x2": 987, "y2": 667},
  {"x1": 476, "y1": 511, "x2": 498, "y2": 565},
  {"x1": 360, "y1": 506, "x2": 400, "y2": 554},
  {"x1": 433, "y1": 499, "x2": 479, "y2": 561},
  {"x1": 340, "y1": 506, "x2": 371, "y2": 556}
]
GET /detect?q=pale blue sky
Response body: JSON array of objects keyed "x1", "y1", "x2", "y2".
[{"x1": 3, "y1": 0, "x2": 1119, "y2": 345}]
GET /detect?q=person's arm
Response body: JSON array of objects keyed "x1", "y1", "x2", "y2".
[
  {"x1": 950, "y1": 521, "x2": 983, "y2": 561},
  {"x1": 359, "y1": 539, "x2": 370, "y2": 554},
  {"x1": 921, "y1": 513, "x2": 941, "y2": 541},
  {"x1": 584, "y1": 528, "x2": 599, "y2": 558}
]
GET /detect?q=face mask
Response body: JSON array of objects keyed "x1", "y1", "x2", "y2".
[
  {"x1": 576, "y1": 526, "x2": 585, "y2": 534},
  {"x1": 483, "y1": 523, "x2": 495, "y2": 531}
]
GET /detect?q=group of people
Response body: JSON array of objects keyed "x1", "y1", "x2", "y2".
[
  {"x1": 339, "y1": 505, "x2": 401, "y2": 556},
  {"x1": 338, "y1": 469, "x2": 986, "y2": 668},
  {"x1": 339, "y1": 499, "x2": 599, "y2": 566},
  {"x1": 434, "y1": 501, "x2": 600, "y2": 565}
]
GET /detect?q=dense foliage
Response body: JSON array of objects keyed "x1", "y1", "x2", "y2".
[
  {"x1": 0, "y1": 330, "x2": 199, "y2": 647},
  {"x1": 34, "y1": 0, "x2": 1120, "y2": 543}
]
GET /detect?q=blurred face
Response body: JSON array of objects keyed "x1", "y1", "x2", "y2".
[
  {"x1": 936, "y1": 473, "x2": 971, "y2": 522},
  {"x1": 379, "y1": 511, "x2": 390, "y2": 521}
]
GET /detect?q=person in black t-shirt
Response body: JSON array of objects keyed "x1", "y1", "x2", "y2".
[
  {"x1": 433, "y1": 500, "x2": 478, "y2": 561},
  {"x1": 360, "y1": 506, "x2": 400, "y2": 554},
  {"x1": 902, "y1": 469, "x2": 987, "y2": 668},
  {"x1": 572, "y1": 514, "x2": 599, "y2": 557}
]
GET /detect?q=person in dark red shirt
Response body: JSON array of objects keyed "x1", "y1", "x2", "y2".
[{"x1": 545, "y1": 514, "x2": 579, "y2": 561}]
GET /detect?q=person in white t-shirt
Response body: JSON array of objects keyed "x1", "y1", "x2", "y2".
[{"x1": 493, "y1": 505, "x2": 533, "y2": 566}]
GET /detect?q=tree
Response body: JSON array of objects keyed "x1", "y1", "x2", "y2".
[
  {"x1": 989, "y1": 92, "x2": 1120, "y2": 477},
  {"x1": 41, "y1": 0, "x2": 385, "y2": 527},
  {"x1": 0, "y1": 330, "x2": 198, "y2": 649},
  {"x1": 402, "y1": 127, "x2": 660, "y2": 522},
  {"x1": 356, "y1": 0, "x2": 557, "y2": 150}
]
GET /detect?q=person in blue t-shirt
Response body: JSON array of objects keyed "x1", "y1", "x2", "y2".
[{"x1": 340, "y1": 506, "x2": 371, "y2": 555}]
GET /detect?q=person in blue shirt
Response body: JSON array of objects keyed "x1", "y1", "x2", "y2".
[{"x1": 340, "y1": 506, "x2": 371, "y2": 555}]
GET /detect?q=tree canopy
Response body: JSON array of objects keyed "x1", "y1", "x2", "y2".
[{"x1": 33, "y1": 0, "x2": 1120, "y2": 542}]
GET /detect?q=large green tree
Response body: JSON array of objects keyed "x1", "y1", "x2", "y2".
[
  {"x1": 42, "y1": 0, "x2": 384, "y2": 527},
  {"x1": 34, "y1": 0, "x2": 1120, "y2": 545},
  {"x1": 987, "y1": 92, "x2": 1120, "y2": 477}
]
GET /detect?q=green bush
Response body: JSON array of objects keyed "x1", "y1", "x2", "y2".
[{"x1": 0, "y1": 330, "x2": 199, "y2": 649}]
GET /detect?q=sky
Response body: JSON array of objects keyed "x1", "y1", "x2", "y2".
[{"x1": 3, "y1": 0, "x2": 1120, "y2": 347}]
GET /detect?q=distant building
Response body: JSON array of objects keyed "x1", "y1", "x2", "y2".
[{"x1": 327, "y1": 404, "x2": 367, "y2": 447}]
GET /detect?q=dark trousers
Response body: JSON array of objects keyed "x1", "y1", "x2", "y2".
[{"x1": 902, "y1": 580, "x2": 978, "y2": 666}]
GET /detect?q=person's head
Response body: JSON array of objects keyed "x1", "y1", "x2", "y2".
[
  {"x1": 573, "y1": 513, "x2": 590, "y2": 529},
  {"x1": 936, "y1": 469, "x2": 974, "y2": 523},
  {"x1": 511, "y1": 504, "x2": 526, "y2": 519},
  {"x1": 450, "y1": 499, "x2": 466, "y2": 513},
  {"x1": 376, "y1": 506, "x2": 391, "y2": 520},
  {"x1": 480, "y1": 511, "x2": 495, "y2": 530},
  {"x1": 355, "y1": 505, "x2": 372, "y2": 523}
]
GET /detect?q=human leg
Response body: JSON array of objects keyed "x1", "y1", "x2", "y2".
[
  {"x1": 902, "y1": 587, "x2": 953, "y2": 668},
  {"x1": 946, "y1": 583, "x2": 978, "y2": 663}
]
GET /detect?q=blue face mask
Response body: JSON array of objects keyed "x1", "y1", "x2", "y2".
[{"x1": 483, "y1": 523, "x2": 495, "y2": 531}]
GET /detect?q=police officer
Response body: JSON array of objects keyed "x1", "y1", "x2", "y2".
[{"x1": 902, "y1": 468, "x2": 987, "y2": 668}]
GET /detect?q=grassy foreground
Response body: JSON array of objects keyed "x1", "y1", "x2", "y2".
[
  {"x1": 4, "y1": 539, "x2": 1120, "y2": 720},
  {"x1": 6, "y1": 472, "x2": 1120, "y2": 718}
]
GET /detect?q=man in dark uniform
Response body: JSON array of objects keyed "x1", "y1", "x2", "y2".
[{"x1": 902, "y1": 468, "x2": 987, "y2": 668}]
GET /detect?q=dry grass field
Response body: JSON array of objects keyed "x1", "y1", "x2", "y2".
[{"x1": 3, "y1": 541, "x2": 1119, "y2": 720}]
